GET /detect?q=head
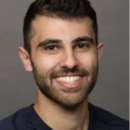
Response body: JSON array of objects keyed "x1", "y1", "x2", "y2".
[{"x1": 19, "y1": 0, "x2": 103, "y2": 109}]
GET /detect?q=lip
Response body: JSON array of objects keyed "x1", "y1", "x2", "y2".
[
  {"x1": 54, "y1": 74, "x2": 84, "y2": 78},
  {"x1": 54, "y1": 76, "x2": 84, "y2": 89}
]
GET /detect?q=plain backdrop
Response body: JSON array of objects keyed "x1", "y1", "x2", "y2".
[{"x1": 0, "y1": 0, "x2": 129, "y2": 120}]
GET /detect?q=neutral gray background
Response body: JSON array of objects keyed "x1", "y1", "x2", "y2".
[{"x1": 0, "y1": 0, "x2": 129, "y2": 120}]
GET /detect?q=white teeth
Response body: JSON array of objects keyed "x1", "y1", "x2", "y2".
[
  {"x1": 77, "y1": 76, "x2": 80, "y2": 80},
  {"x1": 60, "y1": 77, "x2": 63, "y2": 81},
  {"x1": 66, "y1": 77, "x2": 69, "y2": 82},
  {"x1": 71, "y1": 77, "x2": 74, "y2": 83},
  {"x1": 63, "y1": 77, "x2": 66, "y2": 82},
  {"x1": 56, "y1": 76, "x2": 81, "y2": 83}
]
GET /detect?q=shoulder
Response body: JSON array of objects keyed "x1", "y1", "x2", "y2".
[
  {"x1": 0, "y1": 105, "x2": 34, "y2": 130},
  {"x1": 0, "y1": 115, "x2": 14, "y2": 130},
  {"x1": 89, "y1": 102, "x2": 129, "y2": 130}
]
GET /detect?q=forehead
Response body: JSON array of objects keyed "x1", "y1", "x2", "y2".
[{"x1": 31, "y1": 16, "x2": 95, "y2": 45}]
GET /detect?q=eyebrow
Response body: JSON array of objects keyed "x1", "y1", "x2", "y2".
[
  {"x1": 36, "y1": 36, "x2": 94, "y2": 49},
  {"x1": 36, "y1": 39, "x2": 62, "y2": 49},
  {"x1": 72, "y1": 36, "x2": 94, "y2": 44}
]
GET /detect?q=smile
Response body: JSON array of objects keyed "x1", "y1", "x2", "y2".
[
  {"x1": 54, "y1": 75, "x2": 84, "y2": 89},
  {"x1": 56, "y1": 76, "x2": 81, "y2": 84}
]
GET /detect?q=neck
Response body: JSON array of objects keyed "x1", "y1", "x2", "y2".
[{"x1": 34, "y1": 89, "x2": 90, "y2": 130}]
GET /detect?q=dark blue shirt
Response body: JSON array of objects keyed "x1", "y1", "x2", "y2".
[{"x1": 0, "y1": 102, "x2": 129, "y2": 130}]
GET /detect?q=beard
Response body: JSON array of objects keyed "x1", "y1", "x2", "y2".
[{"x1": 31, "y1": 61, "x2": 98, "y2": 109}]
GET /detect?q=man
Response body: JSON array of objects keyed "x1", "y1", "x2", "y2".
[{"x1": 0, "y1": 0, "x2": 128, "y2": 129}]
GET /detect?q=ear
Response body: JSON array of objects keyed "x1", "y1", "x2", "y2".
[
  {"x1": 97, "y1": 42, "x2": 104, "y2": 63},
  {"x1": 18, "y1": 47, "x2": 33, "y2": 72}
]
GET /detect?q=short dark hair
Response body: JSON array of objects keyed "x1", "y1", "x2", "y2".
[{"x1": 23, "y1": 0, "x2": 98, "y2": 55}]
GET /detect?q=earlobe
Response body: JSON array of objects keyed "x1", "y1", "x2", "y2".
[
  {"x1": 18, "y1": 47, "x2": 33, "y2": 72},
  {"x1": 97, "y1": 42, "x2": 104, "y2": 62}
]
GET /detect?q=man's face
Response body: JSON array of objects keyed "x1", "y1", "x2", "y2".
[{"x1": 25, "y1": 16, "x2": 100, "y2": 108}]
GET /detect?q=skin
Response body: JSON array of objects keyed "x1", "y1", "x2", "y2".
[{"x1": 19, "y1": 16, "x2": 103, "y2": 130}]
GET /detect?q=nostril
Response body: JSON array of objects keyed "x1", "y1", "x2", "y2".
[
  {"x1": 62, "y1": 66, "x2": 78, "y2": 73},
  {"x1": 60, "y1": 50, "x2": 79, "y2": 69}
]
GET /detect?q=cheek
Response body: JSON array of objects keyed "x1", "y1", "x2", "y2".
[
  {"x1": 77, "y1": 52, "x2": 97, "y2": 69},
  {"x1": 34, "y1": 54, "x2": 61, "y2": 74}
]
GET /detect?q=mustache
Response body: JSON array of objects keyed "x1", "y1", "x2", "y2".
[{"x1": 50, "y1": 66, "x2": 89, "y2": 78}]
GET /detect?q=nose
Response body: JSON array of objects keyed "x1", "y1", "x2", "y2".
[{"x1": 60, "y1": 48, "x2": 79, "y2": 69}]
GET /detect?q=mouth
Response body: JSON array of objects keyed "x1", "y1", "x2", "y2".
[{"x1": 54, "y1": 75, "x2": 84, "y2": 89}]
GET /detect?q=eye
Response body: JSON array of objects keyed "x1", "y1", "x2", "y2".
[
  {"x1": 45, "y1": 45, "x2": 58, "y2": 50},
  {"x1": 76, "y1": 43, "x2": 90, "y2": 48}
]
